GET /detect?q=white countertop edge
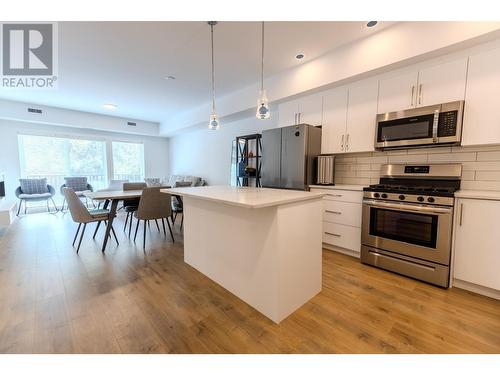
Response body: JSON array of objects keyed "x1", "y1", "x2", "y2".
[
  {"x1": 455, "y1": 189, "x2": 500, "y2": 200},
  {"x1": 163, "y1": 186, "x2": 326, "y2": 209},
  {"x1": 309, "y1": 184, "x2": 367, "y2": 191}
]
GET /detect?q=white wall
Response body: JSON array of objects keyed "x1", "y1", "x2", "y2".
[
  {"x1": 0, "y1": 119, "x2": 169, "y2": 200},
  {"x1": 168, "y1": 111, "x2": 279, "y2": 185},
  {"x1": 163, "y1": 22, "x2": 500, "y2": 135},
  {"x1": 0, "y1": 98, "x2": 160, "y2": 137}
]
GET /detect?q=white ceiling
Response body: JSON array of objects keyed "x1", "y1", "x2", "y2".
[{"x1": 0, "y1": 21, "x2": 395, "y2": 126}]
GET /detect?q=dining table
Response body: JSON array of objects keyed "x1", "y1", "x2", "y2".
[{"x1": 84, "y1": 187, "x2": 177, "y2": 252}]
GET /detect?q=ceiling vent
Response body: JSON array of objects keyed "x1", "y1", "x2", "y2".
[
  {"x1": 27, "y1": 107, "x2": 43, "y2": 114},
  {"x1": 127, "y1": 121, "x2": 137, "y2": 127}
]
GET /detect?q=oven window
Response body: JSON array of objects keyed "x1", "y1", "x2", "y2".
[
  {"x1": 377, "y1": 114, "x2": 434, "y2": 142},
  {"x1": 369, "y1": 207, "x2": 438, "y2": 248}
]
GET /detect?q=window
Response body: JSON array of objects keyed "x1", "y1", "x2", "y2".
[
  {"x1": 18, "y1": 134, "x2": 108, "y2": 194},
  {"x1": 112, "y1": 141, "x2": 145, "y2": 182}
]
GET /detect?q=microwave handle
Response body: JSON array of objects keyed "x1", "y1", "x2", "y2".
[{"x1": 432, "y1": 109, "x2": 440, "y2": 143}]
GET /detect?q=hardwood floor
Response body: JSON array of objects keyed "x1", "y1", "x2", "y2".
[{"x1": 0, "y1": 211, "x2": 499, "y2": 353}]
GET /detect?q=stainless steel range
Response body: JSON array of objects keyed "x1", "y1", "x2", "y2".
[{"x1": 361, "y1": 164, "x2": 462, "y2": 287}]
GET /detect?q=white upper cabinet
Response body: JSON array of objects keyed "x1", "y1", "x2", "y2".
[
  {"x1": 321, "y1": 86, "x2": 348, "y2": 154},
  {"x1": 462, "y1": 47, "x2": 500, "y2": 146},
  {"x1": 377, "y1": 70, "x2": 418, "y2": 114},
  {"x1": 377, "y1": 58, "x2": 468, "y2": 114},
  {"x1": 278, "y1": 93, "x2": 322, "y2": 128},
  {"x1": 453, "y1": 198, "x2": 500, "y2": 291},
  {"x1": 417, "y1": 57, "x2": 468, "y2": 107},
  {"x1": 345, "y1": 77, "x2": 379, "y2": 153},
  {"x1": 278, "y1": 99, "x2": 300, "y2": 128},
  {"x1": 298, "y1": 93, "x2": 323, "y2": 126}
]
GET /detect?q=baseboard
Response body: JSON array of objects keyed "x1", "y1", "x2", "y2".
[
  {"x1": 453, "y1": 279, "x2": 500, "y2": 300},
  {"x1": 323, "y1": 243, "x2": 360, "y2": 259}
]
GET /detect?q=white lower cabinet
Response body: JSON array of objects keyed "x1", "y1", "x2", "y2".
[
  {"x1": 453, "y1": 198, "x2": 500, "y2": 291},
  {"x1": 311, "y1": 187, "x2": 363, "y2": 256}
]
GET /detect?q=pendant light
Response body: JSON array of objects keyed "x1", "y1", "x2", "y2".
[
  {"x1": 208, "y1": 21, "x2": 220, "y2": 130},
  {"x1": 256, "y1": 21, "x2": 270, "y2": 120}
]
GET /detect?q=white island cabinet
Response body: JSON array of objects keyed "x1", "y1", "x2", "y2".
[{"x1": 164, "y1": 186, "x2": 325, "y2": 323}]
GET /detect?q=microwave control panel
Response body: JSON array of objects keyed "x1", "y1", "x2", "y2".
[{"x1": 437, "y1": 111, "x2": 458, "y2": 137}]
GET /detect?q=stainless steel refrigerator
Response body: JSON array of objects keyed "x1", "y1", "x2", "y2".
[{"x1": 261, "y1": 124, "x2": 322, "y2": 190}]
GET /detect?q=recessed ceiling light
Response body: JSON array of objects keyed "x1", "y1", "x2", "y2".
[
  {"x1": 103, "y1": 103, "x2": 117, "y2": 110},
  {"x1": 166, "y1": 75, "x2": 176, "y2": 80},
  {"x1": 366, "y1": 21, "x2": 378, "y2": 28},
  {"x1": 295, "y1": 53, "x2": 305, "y2": 60}
]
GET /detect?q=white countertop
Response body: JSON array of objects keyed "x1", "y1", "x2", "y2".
[
  {"x1": 455, "y1": 190, "x2": 500, "y2": 200},
  {"x1": 309, "y1": 184, "x2": 367, "y2": 191},
  {"x1": 164, "y1": 185, "x2": 325, "y2": 209}
]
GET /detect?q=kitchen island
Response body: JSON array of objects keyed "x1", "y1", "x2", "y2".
[{"x1": 163, "y1": 185, "x2": 325, "y2": 323}]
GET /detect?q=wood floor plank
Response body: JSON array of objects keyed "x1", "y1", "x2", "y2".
[{"x1": 0, "y1": 212, "x2": 499, "y2": 353}]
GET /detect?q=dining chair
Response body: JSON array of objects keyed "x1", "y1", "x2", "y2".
[
  {"x1": 122, "y1": 182, "x2": 147, "y2": 237},
  {"x1": 63, "y1": 187, "x2": 119, "y2": 254},
  {"x1": 133, "y1": 187, "x2": 174, "y2": 250}
]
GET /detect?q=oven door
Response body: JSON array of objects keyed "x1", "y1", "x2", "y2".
[
  {"x1": 361, "y1": 199, "x2": 453, "y2": 265},
  {"x1": 375, "y1": 112, "x2": 438, "y2": 149}
]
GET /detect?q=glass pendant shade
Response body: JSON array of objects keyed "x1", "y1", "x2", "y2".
[
  {"x1": 256, "y1": 89, "x2": 270, "y2": 120},
  {"x1": 208, "y1": 111, "x2": 220, "y2": 130}
]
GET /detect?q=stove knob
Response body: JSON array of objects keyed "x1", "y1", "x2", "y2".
[
  {"x1": 374, "y1": 193, "x2": 380, "y2": 198},
  {"x1": 399, "y1": 195, "x2": 405, "y2": 200},
  {"x1": 381, "y1": 193, "x2": 388, "y2": 199},
  {"x1": 427, "y1": 197, "x2": 435, "y2": 203},
  {"x1": 417, "y1": 196, "x2": 424, "y2": 202}
]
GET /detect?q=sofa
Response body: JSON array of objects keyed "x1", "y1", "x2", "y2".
[{"x1": 167, "y1": 175, "x2": 206, "y2": 188}]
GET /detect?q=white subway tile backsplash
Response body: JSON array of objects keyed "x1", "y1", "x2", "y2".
[
  {"x1": 462, "y1": 161, "x2": 500, "y2": 171},
  {"x1": 460, "y1": 180, "x2": 500, "y2": 191},
  {"x1": 334, "y1": 144, "x2": 500, "y2": 191},
  {"x1": 356, "y1": 170, "x2": 380, "y2": 178},
  {"x1": 476, "y1": 151, "x2": 500, "y2": 161},
  {"x1": 461, "y1": 170, "x2": 476, "y2": 181},
  {"x1": 353, "y1": 164, "x2": 371, "y2": 171},
  {"x1": 342, "y1": 177, "x2": 371, "y2": 185},
  {"x1": 455, "y1": 145, "x2": 500, "y2": 153},
  {"x1": 356, "y1": 155, "x2": 388, "y2": 164},
  {"x1": 428, "y1": 152, "x2": 476, "y2": 162},
  {"x1": 388, "y1": 154, "x2": 428, "y2": 163},
  {"x1": 475, "y1": 171, "x2": 500, "y2": 181},
  {"x1": 408, "y1": 147, "x2": 452, "y2": 155}
]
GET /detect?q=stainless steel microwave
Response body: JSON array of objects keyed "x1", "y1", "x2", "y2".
[{"x1": 375, "y1": 100, "x2": 464, "y2": 150}]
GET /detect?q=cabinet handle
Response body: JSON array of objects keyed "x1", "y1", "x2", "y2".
[
  {"x1": 411, "y1": 86, "x2": 415, "y2": 107},
  {"x1": 418, "y1": 84, "x2": 423, "y2": 105},
  {"x1": 325, "y1": 232, "x2": 341, "y2": 237},
  {"x1": 341, "y1": 134, "x2": 345, "y2": 151},
  {"x1": 459, "y1": 203, "x2": 464, "y2": 226},
  {"x1": 327, "y1": 194, "x2": 343, "y2": 197},
  {"x1": 346, "y1": 133, "x2": 350, "y2": 150},
  {"x1": 326, "y1": 210, "x2": 342, "y2": 214}
]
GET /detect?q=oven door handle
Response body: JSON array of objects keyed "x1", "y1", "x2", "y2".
[{"x1": 363, "y1": 199, "x2": 452, "y2": 215}]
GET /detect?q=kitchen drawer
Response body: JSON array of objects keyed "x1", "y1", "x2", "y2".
[
  {"x1": 323, "y1": 200, "x2": 362, "y2": 227},
  {"x1": 322, "y1": 222, "x2": 361, "y2": 253},
  {"x1": 311, "y1": 188, "x2": 363, "y2": 203}
]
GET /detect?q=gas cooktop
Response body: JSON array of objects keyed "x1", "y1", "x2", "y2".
[{"x1": 363, "y1": 184, "x2": 458, "y2": 197}]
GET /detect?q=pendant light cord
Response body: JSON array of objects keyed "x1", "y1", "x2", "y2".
[
  {"x1": 211, "y1": 22, "x2": 216, "y2": 113},
  {"x1": 260, "y1": 21, "x2": 265, "y2": 92}
]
